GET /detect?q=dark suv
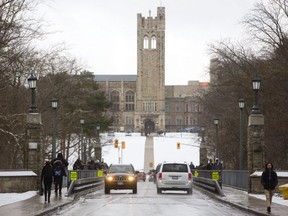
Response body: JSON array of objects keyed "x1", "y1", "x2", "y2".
[{"x1": 104, "y1": 164, "x2": 137, "y2": 194}]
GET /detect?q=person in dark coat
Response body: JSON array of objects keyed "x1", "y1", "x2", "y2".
[
  {"x1": 73, "y1": 158, "x2": 83, "y2": 170},
  {"x1": 212, "y1": 158, "x2": 222, "y2": 170},
  {"x1": 189, "y1": 162, "x2": 195, "y2": 170},
  {"x1": 41, "y1": 160, "x2": 54, "y2": 202},
  {"x1": 51, "y1": 153, "x2": 68, "y2": 195},
  {"x1": 51, "y1": 153, "x2": 69, "y2": 168},
  {"x1": 261, "y1": 162, "x2": 278, "y2": 213},
  {"x1": 206, "y1": 159, "x2": 213, "y2": 170}
]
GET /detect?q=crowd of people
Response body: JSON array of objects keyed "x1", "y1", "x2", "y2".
[
  {"x1": 73, "y1": 159, "x2": 108, "y2": 171},
  {"x1": 191, "y1": 158, "x2": 223, "y2": 171}
]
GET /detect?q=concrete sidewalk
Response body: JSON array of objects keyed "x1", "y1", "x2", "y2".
[
  {"x1": 212, "y1": 186, "x2": 288, "y2": 216},
  {"x1": 0, "y1": 189, "x2": 74, "y2": 216}
]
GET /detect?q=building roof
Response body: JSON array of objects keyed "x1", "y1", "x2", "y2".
[{"x1": 94, "y1": 75, "x2": 137, "y2": 82}]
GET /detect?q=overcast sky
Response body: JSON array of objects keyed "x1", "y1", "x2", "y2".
[{"x1": 36, "y1": 0, "x2": 261, "y2": 85}]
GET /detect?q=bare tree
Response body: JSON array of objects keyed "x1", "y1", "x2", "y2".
[{"x1": 202, "y1": 0, "x2": 288, "y2": 169}]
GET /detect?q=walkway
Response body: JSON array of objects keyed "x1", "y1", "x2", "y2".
[{"x1": 143, "y1": 135, "x2": 154, "y2": 173}]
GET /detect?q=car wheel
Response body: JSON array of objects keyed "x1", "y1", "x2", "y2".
[
  {"x1": 105, "y1": 187, "x2": 110, "y2": 194},
  {"x1": 157, "y1": 187, "x2": 161, "y2": 194},
  {"x1": 187, "y1": 188, "x2": 193, "y2": 195},
  {"x1": 133, "y1": 186, "x2": 137, "y2": 194}
]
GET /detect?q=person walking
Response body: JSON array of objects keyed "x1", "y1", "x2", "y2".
[
  {"x1": 212, "y1": 158, "x2": 222, "y2": 170},
  {"x1": 41, "y1": 160, "x2": 54, "y2": 203},
  {"x1": 261, "y1": 162, "x2": 278, "y2": 213},
  {"x1": 51, "y1": 153, "x2": 68, "y2": 195},
  {"x1": 206, "y1": 159, "x2": 213, "y2": 170},
  {"x1": 189, "y1": 162, "x2": 195, "y2": 170}
]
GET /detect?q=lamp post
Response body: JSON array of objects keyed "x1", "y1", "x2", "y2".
[
  {"x1": 27, "y1": 74, "x2": 38, "y2": 113},
  {"x1": 80, "y1": 117, "x2": 85, "y2": 161},
  {"x1": 213, "y1": 118, "x2": 219, "y2": 159},
  {"x1": 238, "y1": 98, "x2": 245, "y2": 170},
  {"x1": 95, "y1": 123, "x2": 101, "y2": 160},
  {"x1": 251, "y1": 76, "x2": 261, "y2": 114},
  {"x1": 199, "y1": 126, "x2": 207, "y2": 166},
  {"x1": 201, "y1": 126, "x2": 205, "y2": 142},
  {"x1": 51, "y1": 98, "x2": 58, "y2": 159}
]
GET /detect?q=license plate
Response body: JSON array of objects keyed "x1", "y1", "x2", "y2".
[
  {"x1": 172, "y1": 176, "x2": 178, "y2": 180},
  {"x1": 118, "y1": 181, "x2": 123, "y2": 185}
]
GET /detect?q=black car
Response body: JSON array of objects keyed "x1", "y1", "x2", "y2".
[{"x1": 104, "y1": 164, "x2": 137, "y2": 194}]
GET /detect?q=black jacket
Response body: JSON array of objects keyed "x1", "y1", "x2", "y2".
[{"x1": 261, "y1": 163, "x2": 278, "y2": 190}]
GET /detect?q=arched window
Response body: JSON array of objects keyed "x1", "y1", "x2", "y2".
[
  {"x1": 125, "y1": 90, "x2": 135, "y2": 111},
  {"x1": 151, "y1": 35, "x2": 156, "y2": 49},
  {"x1": 111, "y1": 90, "x2": 120, "y2": 111},
  {"x1": 143, "y1": 35, "x2": 149, "y2": 49}
]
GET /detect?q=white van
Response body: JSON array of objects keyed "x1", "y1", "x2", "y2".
[{"x1": 156, "y1": 162, "x2": 193, "y2": 194}]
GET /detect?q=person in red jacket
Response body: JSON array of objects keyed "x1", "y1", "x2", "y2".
[{"x1": 261, "y1": 162, "x2": 278, "y2": 213}]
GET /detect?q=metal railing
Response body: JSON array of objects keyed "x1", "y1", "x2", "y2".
[
  {"x1": 64, "y1": 170, "x2": 104, "y2": 196},
  {"x1": 192, "y1": 170, "x2": 249, "y2": 194},
  {"x1": 222, "y1": 170, "x2": 248, "y2": 191}
]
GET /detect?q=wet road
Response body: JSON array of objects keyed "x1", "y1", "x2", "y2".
[{"x1": 52, "y1": 182, "x2": 256, "y2": 216}]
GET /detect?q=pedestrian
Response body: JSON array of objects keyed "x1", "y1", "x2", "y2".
[
  {"x1": 206, "y1": 159, "x2": 213, "y2": 170},
  {"x1": 189, "y1": 162, "x2": 195, "y2": 170},
  {"x1": 73, "y1": 158, "x2": 83, "y2": 170},
  {"x1": 51, "y1": 153, "x2": 68, "y2": 195},
  {"x1": 41, "y1": 160, "x2": 54, "y2": 203},
  {"x1": 261, "y1": 162, "x2": 278, "y2": 213},
  {"x1": 213, "y1": 158, "x2": 222, "y2": 170}
]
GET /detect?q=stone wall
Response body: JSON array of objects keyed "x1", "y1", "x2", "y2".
[
  {"x1": 0, "y1": 171, "x2": 37, "y2": 193},
  {"x1": 250, "y1": 173, "x2": 288, "y2": 194}
]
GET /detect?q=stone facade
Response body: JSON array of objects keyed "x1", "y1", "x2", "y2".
[
  {"x1": 25, "y1": 113, "x2": 44, "y2": 189},
  {"x1": 247, "y1": 114, "x2": 265, "y2": 192},
  {"x1": 250, "y1": 175, "x2": 288, "y2": 194},
  {"x1": 0, "y1": 171, "x2": 37, "y2": 193},
  {"x1": 95, "y1": 7, "x2": 208, "y2": 133}
]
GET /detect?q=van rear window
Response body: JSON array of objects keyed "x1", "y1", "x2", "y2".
[{"x1": 162, "y1": 164, "x2": 188, "y2": 172}]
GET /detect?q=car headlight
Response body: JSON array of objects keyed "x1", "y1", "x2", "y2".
[
  {"x1": 128, "y1": 176, "x2": 135, "y2": 181},
  {"x1": 106, "y1": 176, "x2": 113, "y2": 181}
]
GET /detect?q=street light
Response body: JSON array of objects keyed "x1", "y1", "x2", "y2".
[
  {"x1": 201, "y1": 126, "x2": 205, "y2": 142},
  {"x1": 252, "y1": 76, "x2": 261, "y2": 114},
  {"x1": 51, "y1": 98, "x2": 58, "y2": 159},
  {"x1": 80, "y1": 117, "x2": 85, "y2": 161},
  {"x1": 213, "y1": 118, "x2": 219, "y2": 159},
  {"x1": 238, "y1": 98, "x2": 245, "y2": 170},
  {"x1": 96, "y1": 123, "x2": 101, "y2": 161},
  {"x1": 27, "y1": 74, "x2": 38, "y2": 113}
]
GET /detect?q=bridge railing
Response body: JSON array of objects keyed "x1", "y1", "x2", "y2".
[{"x1": 222, "y1": 170, "x2": 248, "y2": 191}]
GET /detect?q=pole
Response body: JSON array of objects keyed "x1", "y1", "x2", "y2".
[
  {"x1": 121, "y1": 146, "x2": 123, "y2": 164},
  {"x1": 80, "y1": 125, "x2": 84, "y2": 161},
  {"x1": 216, "y1": 124, "x2": 219, "y2": 159},
  {"x1": 239, "y1": 108, "x2": 243, "y2": 170},
  {"x1": 52, "y1": 108, "x2": 57, "y2": 159},
  {"x1": 118, "y1": 145, "x2": 121, "y2": 164}
]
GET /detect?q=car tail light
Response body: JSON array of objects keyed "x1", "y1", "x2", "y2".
[
  {"x1": 158, "y1": 172, "x2": 162, "y2": 180},
  {"x1": 188, "y1": 173, "x2": 192, "y2": 180}
]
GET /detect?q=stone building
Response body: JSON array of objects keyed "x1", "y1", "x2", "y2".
[{"x1": 95, "y1": 7, "x2": 209, "y2": 133}]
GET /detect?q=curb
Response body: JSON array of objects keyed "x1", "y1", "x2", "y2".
[{"x1": 194, "y1": 185, "x2": 267, "y2": 216}]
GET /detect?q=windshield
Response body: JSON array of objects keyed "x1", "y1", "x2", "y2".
[{"x1": 109, "y1": 165, "x2": 134, "y2": 173}]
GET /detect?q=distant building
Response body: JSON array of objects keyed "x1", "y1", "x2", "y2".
[{"x1": 95, "y1": 7, "x2": 209, "y2": 133}]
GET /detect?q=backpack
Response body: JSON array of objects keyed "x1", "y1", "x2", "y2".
[{"x1": 54, "y1": 165, "x2": 62, "y2": 176}]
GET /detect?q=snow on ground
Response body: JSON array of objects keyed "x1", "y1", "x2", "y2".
[
  {"x1": 1, "y1": 132, "x2": 287, "y2": 207},
  {"x1": 249, "y1": 193, "x2": 288, "y2": 207},
  {"x1": 0, "y1": 191, "x2": 37, "y2": 207}
]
